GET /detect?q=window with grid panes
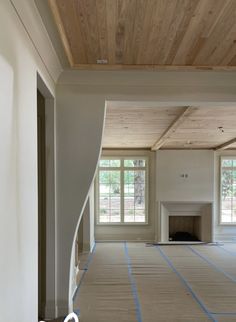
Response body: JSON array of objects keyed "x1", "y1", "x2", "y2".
[
  {"x1": 220, "y1": 157, "x2": 236, "y2": 224},
  {"x1": 97, "y1": 158, "x2": 147, "y2": 224}
]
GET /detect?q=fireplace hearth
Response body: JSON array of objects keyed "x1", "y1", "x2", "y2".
[{"x1": 169, "y1": 231, "x2": 200, "y2": 242}]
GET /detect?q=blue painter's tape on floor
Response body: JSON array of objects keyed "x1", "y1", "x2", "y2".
[
  {"x1": 73, "y1": 242, "x2": 97, "y2": 302},
  {"x1": 187, "y1": 245, "x2": 236, "y2": 283},
  {"x1": 156, "y1": 246, "x2": 217, "y2": 322},
  {"x1": 124, "y1": 242, "x2": 143, "y2": 322},
  {"x1": 212, "y1": 312, "x2": 236, "y2": 316},
  {"x1": 217, "y1": 245, "x2": 236, "y2": 257}
]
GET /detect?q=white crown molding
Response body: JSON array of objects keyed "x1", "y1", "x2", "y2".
[
  {"x1": 58, "y1": 69, "x2": 236, "y2": 87},
  {"x1": 10, "y1": 0, "x2": 63, "y2": 83}
]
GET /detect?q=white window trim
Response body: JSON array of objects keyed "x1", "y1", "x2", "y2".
[
  {"x1": 96, "y1": 156, "x2": 149, "y2": 225},
  {"x1": 219, "y1": 156, "x2": 236, "y2": 225}
]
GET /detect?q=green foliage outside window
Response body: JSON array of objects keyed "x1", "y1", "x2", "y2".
[{"x1": 98, "y1": 158, "x2": 147, "y2": 223}]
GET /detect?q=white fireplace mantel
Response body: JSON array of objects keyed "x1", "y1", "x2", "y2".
[{"x1": 157, "y1": 201, "x2": 213, "y2": 243}]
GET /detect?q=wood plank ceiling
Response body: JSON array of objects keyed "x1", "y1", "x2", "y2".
[
  {"x1": 49, "y1": 0, "x2": 236, "y2": 70},
  {"x1": 103, "y1": 106, "x2": 236, "y2": 150}
]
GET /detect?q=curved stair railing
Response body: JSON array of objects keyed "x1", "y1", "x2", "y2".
[
  {"x1": 40, "y1": 312, "x2": 79, "y2": 322},
  {"x1": 64, "y1": 312, "x2": 79, "y2": 322}
]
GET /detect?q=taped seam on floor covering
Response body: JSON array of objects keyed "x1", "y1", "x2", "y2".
[
  {"x1": 156, "y1": 246, "x2": 217, "y2": 322},
  {"x1": 212, "y1": 312, "x2": 236, "y2": 315},
  {"x1": 217, "y1": 245, "x2": 236, "y2": 257},
  {"x1": 73, "y1": 242, "x2": 97, "y2": 302},
  {"x1": 187, "y1": 246, "x2": 236, "y2": 283},
  {"x1": 124, "y1": 242, "x2": 143, "y2": 322}
]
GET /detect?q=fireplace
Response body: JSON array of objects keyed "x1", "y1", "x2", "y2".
[
  {"x1": 158, "y1": 202, "x2": 213, "y2": 243},
  {"x1": 169, "y1": 215, "x2": 201, "y2": 241}
]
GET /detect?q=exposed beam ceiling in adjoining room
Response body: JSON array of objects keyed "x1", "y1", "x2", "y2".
[{"x1": 103, "y1": 105, "x2": 236, "y2": 150}]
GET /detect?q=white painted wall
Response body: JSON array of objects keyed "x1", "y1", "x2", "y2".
[
  {"x1": 156, "y1": 150, "x2": 215, "y2": 202},
  {"x1": 56, "y1": 83, "x2": 106, "y2": 315},
  {"x1": 0, "y1": 1, "x2": 57, "y2": 322},
  {"x1": 156, "y1": 150, "x2": 215, "y2": 242},
  {"x1": 60, "y1": 69, "x2": 236, "y2": 105}
]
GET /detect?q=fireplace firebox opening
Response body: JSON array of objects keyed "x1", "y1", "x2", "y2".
[{"x1": 169, "y1": 215, "x2": 201, "y2": 242}]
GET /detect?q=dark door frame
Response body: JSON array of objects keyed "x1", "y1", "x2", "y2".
[{"x1": 37, "y1": 73, "x2": 56, "y2": 320}]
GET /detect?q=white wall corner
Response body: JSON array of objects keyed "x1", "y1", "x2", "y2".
[{"x1": 10, "y1": 0, "x2": 63, "y2": 82}]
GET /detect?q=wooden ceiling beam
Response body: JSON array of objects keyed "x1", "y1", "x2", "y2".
[
  {"x1": 214, "y1": 138, "x2": 236, "y2": 150},
  {"x1": 151, "y1": 107, "x2": 195, "y2": 151}
]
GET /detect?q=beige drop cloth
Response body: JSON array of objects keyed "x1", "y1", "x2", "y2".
[{"x1": 74, "y1": 243, "x2": 236, "y2": 321}]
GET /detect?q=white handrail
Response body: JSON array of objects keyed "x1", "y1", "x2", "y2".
[
  {"x1": 39, "y1": 312, "x2": 79, "y2": 322},
  {"x1": 64, "y1": 312, "x2": 79, "y2": 322}
]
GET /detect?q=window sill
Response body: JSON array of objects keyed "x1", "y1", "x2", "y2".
[
  {"x1": 219, "y1": 222, "x2": 236, "y2": 226},
  {"x1": 96, "y1": 222, "x2": 149, "y2": 226}
]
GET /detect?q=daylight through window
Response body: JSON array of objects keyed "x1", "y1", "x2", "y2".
[
  {"x1": 97, "y1": 158, "x2": 147, "y2": 224},
  {"x1": 221, "y1": 158, "x2": 236, "y2": 224}
]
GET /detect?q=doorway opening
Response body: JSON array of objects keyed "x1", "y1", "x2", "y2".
[
  {"x1": 37, "y1": 74, "x2": 56, "y2": 320},
  {"x1": 37, "y1": 89, "x2": 46, "y2": 320}
]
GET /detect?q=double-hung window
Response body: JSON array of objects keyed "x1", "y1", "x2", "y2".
[
  {"x1": 97, "y1": 157, "x2": 148, "y2": 224},
  {"x1": 220, "y1": 157, "x2": 236, "y2": 224}
]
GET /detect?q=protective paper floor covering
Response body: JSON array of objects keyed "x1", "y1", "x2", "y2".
[
  {"x1": 127, "y1": 243, "x2": 211, "y2": 322},
  {"x1": 74, "y1": 243, "x2": 236, "y2": 322},
  {"x1": 160, "y1": 245, "x2": 236, "y2": 318},
  {"x1": 74, "y1": 243, "x2": 137, "y2": 322}
]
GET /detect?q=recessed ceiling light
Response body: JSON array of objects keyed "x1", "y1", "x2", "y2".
[{"x1": 97, "y1": 59, "x2": 108, "y2": 64}]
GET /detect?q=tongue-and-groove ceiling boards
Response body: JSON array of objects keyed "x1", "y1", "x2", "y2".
[
  {"x1": 47, "y1": 1, "x2": 236, "y2": 149},
  {"x1": 49, "y1": 0, "x2": 236, "y2": 70}
]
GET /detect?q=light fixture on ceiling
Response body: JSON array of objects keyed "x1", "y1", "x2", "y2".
[
  {"x1": 218, "y1": 126, "x2": 224, "y2": 133},
  {"x1": 97, "y1": 59, "x2": 108, "y2": 64}
]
